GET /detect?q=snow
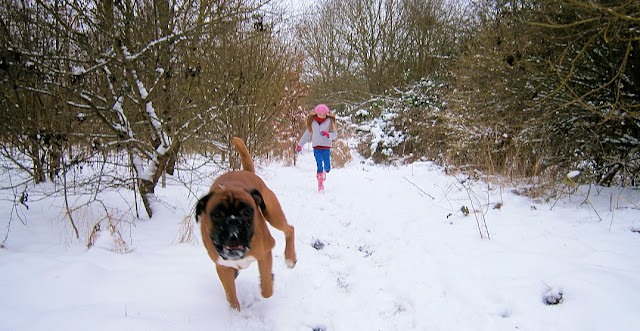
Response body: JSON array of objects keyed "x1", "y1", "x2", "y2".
[
  {"x1": 542, "y1": 287, "x2": 564, "y2": 305},
  {"x1": 567, "y1": 170, "x2": 581, "y2": 179},
  {"x1": 2, "y1": 151, "x2": 640, "y2": 330},
  {"x1": 72, "y1": 66, "x2": 86, "y2": 75}
]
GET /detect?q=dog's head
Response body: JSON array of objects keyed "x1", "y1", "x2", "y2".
[{"x1": 195, "y1": 188, "x2": 265, "y2": 261}]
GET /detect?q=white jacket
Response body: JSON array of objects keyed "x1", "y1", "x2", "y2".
[{"x1": 298, "y1": 113, "x2": 338, "y2": 148}]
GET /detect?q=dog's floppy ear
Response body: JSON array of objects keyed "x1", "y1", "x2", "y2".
[
  {"x1": 195, "y1": 192, "x2": 213, "y2": 223},
  {"x1": 250, "y1": 189, "x2": 266, "y2": 213}
]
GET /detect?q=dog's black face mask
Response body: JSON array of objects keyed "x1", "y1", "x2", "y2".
[{"x1": 208, "y1": 199, "x2": 255, "y2": 260}]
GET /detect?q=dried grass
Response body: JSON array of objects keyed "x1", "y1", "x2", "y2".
[{"x1": 174, "y1": 214, "x2": 199, "y2": 244}]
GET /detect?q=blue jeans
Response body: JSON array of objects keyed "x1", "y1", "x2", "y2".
[{"x1": 313, "y1": 149, "x2": 331, "y2": 174}]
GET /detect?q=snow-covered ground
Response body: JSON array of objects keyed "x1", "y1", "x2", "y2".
[{"x1": 1, "y1": 149, "x2": 640, "y2": 330}]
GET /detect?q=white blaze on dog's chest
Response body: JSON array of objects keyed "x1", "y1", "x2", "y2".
[{"x1": 217, "y1": 256, "x2": 257, "y2": 270}]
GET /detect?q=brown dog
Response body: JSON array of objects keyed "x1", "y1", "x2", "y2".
[{"x1": 195, "y1": 137, "x2": 297, "y2": 311}]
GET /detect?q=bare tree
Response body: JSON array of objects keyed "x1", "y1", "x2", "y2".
[
  {"x1": 527, "y1": 0, "x2": 640, "y2": 185},
  {"x1": 196, "y1": 9, "x2": 306, "y2": 166},
  {"x1": 447, "y1": 0, "x2": 640, "y2": 186},
  {"x1": 296, "y1": 0, "x2": 460, "y2": 109},
  {"x1": 1, "y1": 0, "x2": 289, "y2": 219}
]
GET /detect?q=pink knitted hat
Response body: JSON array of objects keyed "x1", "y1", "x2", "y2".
[{"x1": 314, "y1": 104, "x2": 330, "y2": 114}]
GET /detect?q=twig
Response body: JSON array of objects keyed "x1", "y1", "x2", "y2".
[
  {"x1": 403, "y1": 176, "x2": 435, "y2": 200},
  {"x1": 615, "y1": 193, "x2": 640, "y2": 210},
  {"x1": 459, "y1": 179, "x2": 491, "y2": 240},
  {"x1": 578, "y1": 184, "x2": 602, "y2": 222},
  {"x1": 62, "y1": 158, "x2": 80, "y2": 239},
  {"x1": 609, "y1": 199, "x2": 615, "y2": 231}
]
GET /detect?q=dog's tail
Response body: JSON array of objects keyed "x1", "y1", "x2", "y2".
[{"x1": 232, "y1": 137, "x2": 255, "y2": 173}]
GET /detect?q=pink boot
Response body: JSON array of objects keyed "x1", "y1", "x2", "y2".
[{"x1": 316, "y1": 172, "x2": 324, "y2": 193}]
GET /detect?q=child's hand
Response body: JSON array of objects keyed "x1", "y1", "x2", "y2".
[
  {"x1": 295, "y1": 146, "x2": 302, "y2": 152},
  {"x1": 321, "y1": 131, "x2": 330, "y2": 138}
]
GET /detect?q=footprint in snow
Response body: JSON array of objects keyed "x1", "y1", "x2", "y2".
[{"x1": 543, "y1": 287, "x2": 563, "y2": 305}]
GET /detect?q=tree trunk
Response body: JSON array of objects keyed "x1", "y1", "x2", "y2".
[
  {"x1": 138, "y1": 178, "x2": 156, "y2": 218},
  {"x1": 136, "y1": 152, "x2": 170, "y2": 218}
]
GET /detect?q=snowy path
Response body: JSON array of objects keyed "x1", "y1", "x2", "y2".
[{"x1": 1, "y1": 151, "x2": 640, "y2": 330}]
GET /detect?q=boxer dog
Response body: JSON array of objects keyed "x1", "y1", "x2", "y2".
[{"x1": 195, "y1": 137, "x2": 297, "y2": 311}]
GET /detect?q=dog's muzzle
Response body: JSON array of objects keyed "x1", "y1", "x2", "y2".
[
  {"x1": 212, "y1": 232, "x2": 250, "y2": 260},
  {"x1": 221, "y1": 240, "x2": 249, "y2": 260},
  {"x1": 211, "y1": 216, "x2": 252, "y2": 261}
]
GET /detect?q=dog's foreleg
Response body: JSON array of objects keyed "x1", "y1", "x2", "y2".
[
  {"x1": 266, "y1": 221, "x2": 296, "y2": 268},
  {"x1": 260, "y1": 192, "x2": 297, "y2": 268},
  {"x1": 216, "y1": 264, "x2": 241, "y2": 311},
  {"x1": 271, "y1": 223, "x2": 296, "y2": 268},
  {"x1": 283, "y1": 225, "x2": 297, "y2": 268},
  {"x1": 258, "y1": 251, "x2": 274, "y2": 298}
]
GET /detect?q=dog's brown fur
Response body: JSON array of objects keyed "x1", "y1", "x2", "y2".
[{"x1": 195, "y1": 137, "x2": 296, "y2": 311}]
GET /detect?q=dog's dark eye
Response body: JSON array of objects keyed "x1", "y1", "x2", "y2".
[
  {"x1": 211, "y1": 210, "x2": 224, "y2": 219},
  {"x1": 241, "y1": 207, "x2": 253, "y2": 218}
]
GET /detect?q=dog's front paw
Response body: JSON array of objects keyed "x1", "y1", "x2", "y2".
[
  {"x1": 286, "y1": 258, "x2": 297, "y2": 268},
  {"x1": 229, "y1": 301, "x2": 241, "y2": 311}
]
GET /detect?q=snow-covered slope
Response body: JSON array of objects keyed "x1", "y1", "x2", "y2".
[{"x1": 2, "y1": 150, "x2": 639, "y2": 330}]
